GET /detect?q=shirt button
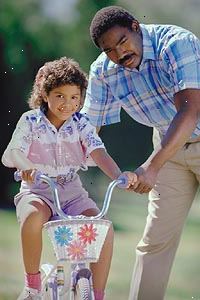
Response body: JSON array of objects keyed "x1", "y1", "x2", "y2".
[{"x1": 178, "y1": 80, "x2": 185, "y2": 88}]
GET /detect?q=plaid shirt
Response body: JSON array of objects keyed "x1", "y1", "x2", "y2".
[{"x1": 82, "y1": 24, "x2": 200, "y2": 137}]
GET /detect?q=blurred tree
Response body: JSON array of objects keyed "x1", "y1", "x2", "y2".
[
  {"x1": 69, "y1": 0, "x2": 153, "y2": 170},
  {"x1": 60, "y1": 0, "x2": 118, "y2": 71},
  {"x1": 0, "y1": 0, "x2": 158, "y2": 208},
  {"x1": 0, "y1": 0, "x2": 75, "y2": 207}
]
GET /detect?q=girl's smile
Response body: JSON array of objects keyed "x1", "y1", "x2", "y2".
[{"x1": 44, "y1": 84, "x2": 81, "y2": 129}]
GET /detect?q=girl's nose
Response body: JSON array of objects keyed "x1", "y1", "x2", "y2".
[
  {"x1": 60, "y1": 98, "x2": 69, "y2": 106},
  {"x1": 60, "y1": 103, "x2": 73, "y2": 112}
]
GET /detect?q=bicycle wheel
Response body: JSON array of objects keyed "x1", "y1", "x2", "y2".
[{"x1": 76, "y1": 277, "x2": 92, "y2": 300}]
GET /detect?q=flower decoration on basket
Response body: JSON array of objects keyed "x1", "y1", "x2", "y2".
[
  {"x1": 54, "y1": 226, "x2": 73, "y2": 246},
  {"x1": 67, "y1": 240, "x2": 87, "y2": 260},
  {"x1": 78, "y1": 223, "x2": 98, "y2": 244}
]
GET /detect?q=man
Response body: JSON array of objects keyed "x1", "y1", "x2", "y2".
[{"x1": 81, "y1": 5, "x2": 200, "y2": 300}]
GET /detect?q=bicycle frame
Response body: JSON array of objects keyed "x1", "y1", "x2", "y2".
[
  {"x1": 14, "y1": 171, "x2": 127, "y2": 300},
  {"x1": 39, "y1": 174, "x2": 124, "y2": 300},
  {"x1": 38, "y1": 174, "x2": 122, "y2": 220}
]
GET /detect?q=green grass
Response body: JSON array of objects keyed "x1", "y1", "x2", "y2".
[{"x1": 0, "y1": 184, "x2": 200, "y2": 300}]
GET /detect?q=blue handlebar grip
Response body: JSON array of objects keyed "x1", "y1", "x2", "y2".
[
  {"x1": 14, "y1": 170, "x2": 43, "y2": 184},
  {"x1": 117, "y1": 174, "x2": 129, "y2": 189},
  {"x1": 14, "y1": 170, "x2": 21, "y2": 182},
  {"x1": 34, "y1": 171, "x2": 43, "y2": 184}
]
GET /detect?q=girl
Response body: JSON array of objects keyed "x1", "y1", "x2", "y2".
[{"x1": 2, "y1": 57, "x2": 136, "y2": 300}]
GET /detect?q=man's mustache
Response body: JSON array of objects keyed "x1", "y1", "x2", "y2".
[{"x1": 119, "y1": 53, "x2": 133, "y2": 65}]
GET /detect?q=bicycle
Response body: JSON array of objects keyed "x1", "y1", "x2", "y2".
[{"x1": 14, "y1": 171, "x2": 127, "y2": 300}]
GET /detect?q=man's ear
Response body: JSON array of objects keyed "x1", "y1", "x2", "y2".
[{"x1": 131, "y1": 20, "x2": 140, "y2": 33}]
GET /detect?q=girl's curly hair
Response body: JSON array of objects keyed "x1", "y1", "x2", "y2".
[{"x1": 28, "y1": 57, "x2": 88, "y2": 110}]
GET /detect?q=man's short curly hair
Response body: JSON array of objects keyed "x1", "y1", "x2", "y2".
[{"x1": 90, "y1": 6, "x2": 136, "y2": 48}]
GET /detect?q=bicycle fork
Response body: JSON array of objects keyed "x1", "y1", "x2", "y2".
[{"x1": 70, "y1": 263, "x2": 95, "y2": 300}]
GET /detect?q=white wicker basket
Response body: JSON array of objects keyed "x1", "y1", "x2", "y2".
[{"x1": 44, "y1": 219, "x2": 111, "y2": 263}]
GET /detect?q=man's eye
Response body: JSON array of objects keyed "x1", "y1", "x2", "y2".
[{"x1": 120, "y1": 39, "x2": 127, "y2": 45}]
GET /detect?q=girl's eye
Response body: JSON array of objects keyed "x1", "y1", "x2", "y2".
[
  {"x1": 56, "y1": 95, "x2": 64, "y2": 99},
  {"x1": 72, "y1": 96, "x2": 78, "y2": 100}
]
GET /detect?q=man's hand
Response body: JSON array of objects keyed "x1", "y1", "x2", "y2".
[
  {"x1": 21, "y1": 169, "x2": 37, "y2": 184},
  {"x1": 130, "y1": 89, "x2": 200, "y2": 194},
  {"x1": 129, "y1": 164, "x2": 159, "y2": 194}
]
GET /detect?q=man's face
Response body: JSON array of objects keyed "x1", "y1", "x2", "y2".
[{"x1": 98, "y1": 21, "x2": 143, "y2": 69}]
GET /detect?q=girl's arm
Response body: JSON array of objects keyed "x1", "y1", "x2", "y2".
[
  {"x1": 2, "y1": 149, "x2": 36, "y2": 183},
  {"x1": 90, "y1": 148, "x2": 137, "y2": 187},
  {"x1": 1, "y1": 111, "x2": 33, "y2": 169},
  {"x1": 10, "y1": 149, "x2": 35, "y2": 170},
  {"x1": 10, "y1": 150, "x2": 36, "y2": 183},
  {"x1": 90, "y1": 148, "x2": 121, "y2": 180},
  {"x1": 78, "y1": 115, "x2": 137, "y2": 185}
]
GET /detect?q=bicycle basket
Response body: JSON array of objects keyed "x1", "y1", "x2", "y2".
[{"x1": 44, "y1": 219, "x2": 111, "y2": 263}]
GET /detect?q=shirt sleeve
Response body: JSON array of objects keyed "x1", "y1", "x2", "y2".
[
  {"x1": 78, "y1": 115, "x2": 105, "y2": 156},
  {"x1": 1, "y1": 112, "x2": 32, "y2": 167},
  {"x1": 81, "y1": 59, "x2": 121, "y2": 127},
  {"x1": 163, "y1": 33, "x2": 200, "y2": 94}
]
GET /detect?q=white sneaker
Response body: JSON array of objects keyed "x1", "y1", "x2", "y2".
[{"x1": 17, "y1": 287, "x2": 42, "y2": 300}]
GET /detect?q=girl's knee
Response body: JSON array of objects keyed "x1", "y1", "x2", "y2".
[
  {"x1": 20, "y1": 214, "x2": 44, "y2": 235},
  {"x1": 20, "y1": 201, "x2": 51, "y2": 230}
]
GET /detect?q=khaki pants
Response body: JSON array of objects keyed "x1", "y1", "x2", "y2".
[{"x1": 129, "y1": 129, "x2": 200, "y2": 300}]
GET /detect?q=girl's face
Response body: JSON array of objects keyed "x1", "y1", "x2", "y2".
[{"x1": 44, "y1": 84, "x2": 81, "y2": 129}]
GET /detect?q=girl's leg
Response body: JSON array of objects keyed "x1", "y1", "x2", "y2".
[
  {"x1": 81, "y1": 208, "x2": 114, "y2": 300},
  {"x1": 16, "y1": 197, "x2": 52, "y2": 291}
]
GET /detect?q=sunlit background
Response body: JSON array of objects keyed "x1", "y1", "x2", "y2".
[{"x1": 0, "y1": 0, "x2": 200, "y2": 299}]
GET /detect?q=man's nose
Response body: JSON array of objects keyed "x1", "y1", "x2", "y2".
[{"x1": 116, "y1": 45, "x2": 126, "y2": 59}]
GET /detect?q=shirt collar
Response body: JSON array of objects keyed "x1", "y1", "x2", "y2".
[
  {"x1": 140, "y1": 24, "x2": 156, "y2": 63},
  {"x1": 37, "y1": 107, "x2": 46, "y2": 122},
  {"x1": 38, "y1": 107, "x2": 73, "y2": 128}
]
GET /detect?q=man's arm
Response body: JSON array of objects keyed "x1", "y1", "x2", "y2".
[{"x1": 133, "y1": 88, "x2": 200, "y2": 193}]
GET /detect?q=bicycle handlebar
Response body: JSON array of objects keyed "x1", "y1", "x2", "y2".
[{"x1": 14, "y1": 171, "x2": 128, "y2": 220}]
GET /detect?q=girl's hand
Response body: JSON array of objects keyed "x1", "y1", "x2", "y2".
[
  {"x1": 122, "y1": 171, "x2": 138, "y2": 190},
  {"x1": 21, "y1": 169, "x2": 37, "y2": 184}
]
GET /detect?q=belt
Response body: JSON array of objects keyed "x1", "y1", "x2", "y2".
[{"x1": 51, "y1": 174, "x2": 75, "y2": 185}]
